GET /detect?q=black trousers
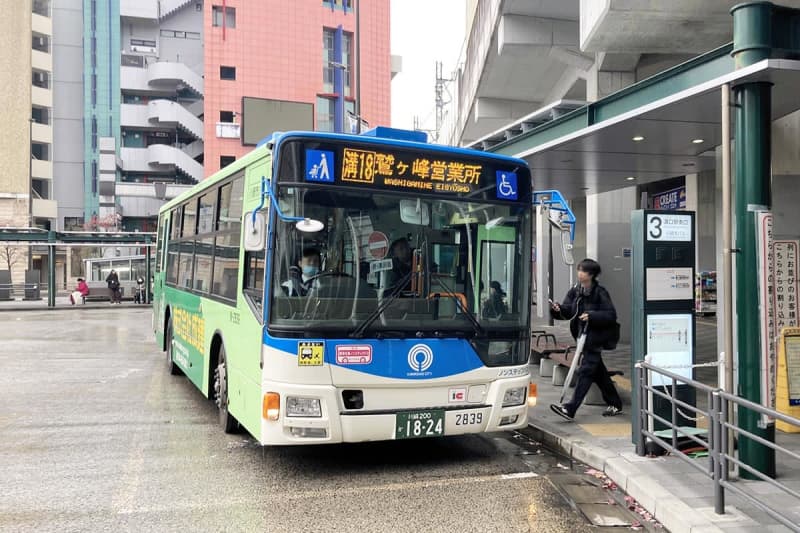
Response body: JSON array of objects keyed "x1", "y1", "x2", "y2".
[{"x1": 564, "y1": 350, "x2": 622, "y2": 416}]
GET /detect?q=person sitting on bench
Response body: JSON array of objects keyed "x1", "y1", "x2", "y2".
[{"x1": 70, "y1": 278, "x2": 90, "y2": 305}]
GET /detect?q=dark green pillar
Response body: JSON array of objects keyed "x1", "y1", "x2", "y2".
[
  {"x1": 733, "y1": 83, "x2": 775, "y2": 479},
  {"x1": 731, "y1": 0, "x2": 777, "y2": 480},
  {"x1": 145, "y1": 237, "x2": 152, "y2": 304},
  {"x1": 47, "y1": 231, "x2": 56, "y2": 308}
]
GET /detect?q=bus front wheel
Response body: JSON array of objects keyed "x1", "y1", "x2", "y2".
[
  {"x1": 213, "y1": 344, "x2": 239, "y2": 433},
  {"x1": 166, "y1": 317, "x2": 182, "y2": 376}
]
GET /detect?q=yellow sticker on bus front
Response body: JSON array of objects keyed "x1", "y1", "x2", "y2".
[{"x1": 298, "y1": 341, "x2": 324, "y2": 366}]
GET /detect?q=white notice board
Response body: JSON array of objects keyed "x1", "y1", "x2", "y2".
[
  {"x1": 646, "y1": 267, "x2": 694, "y2": 301},
  {"x1": 646, "y1": 214, "x2": 692, "y2": 242},
  {"x1": 646, "y1": 313, "x2": 693, "y2": 387}
]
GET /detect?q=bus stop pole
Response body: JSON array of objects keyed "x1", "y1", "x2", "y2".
[
  {"x1": 47, "y1": 231, "x2": 55, "y2": 308},
  {"x1": 145, "y1": 237, "x2": 152, "y2": 304}
]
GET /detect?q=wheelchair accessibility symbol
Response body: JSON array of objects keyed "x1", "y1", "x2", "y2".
[{"x1": 496, "y1": 171, "x2": 518, "y2": 200}]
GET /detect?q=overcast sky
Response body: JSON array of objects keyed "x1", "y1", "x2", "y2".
[{"x1": 390, "y1": 1, "x2": 467, "y2": 137}]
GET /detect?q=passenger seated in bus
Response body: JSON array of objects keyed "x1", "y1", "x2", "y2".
[
  {"x1": 282, "y1": 247, "x2": 321, "y2": 296},
  {"x1": 386, "y1": 237, "x2": 413, "y2": 292}
]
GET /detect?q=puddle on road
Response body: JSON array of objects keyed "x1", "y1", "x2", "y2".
[{"x1": 507, "y1": 431, "x2": 665, "y2": 531}]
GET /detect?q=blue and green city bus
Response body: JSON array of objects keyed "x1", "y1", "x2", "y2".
[{"x1": 152, "y1": 127, "x2": 535, "y2": 444}]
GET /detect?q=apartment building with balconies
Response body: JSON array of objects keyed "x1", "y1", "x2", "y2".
[
  {"x1": 113, "y1": 0, "x2": 204, "y2": 232},
  {"x1": 0, "y1": 0, "x2": 57, "y2": 282}
]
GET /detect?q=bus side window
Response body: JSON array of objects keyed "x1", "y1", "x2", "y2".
[{"x1": 243, "y1": 250, "x2": 265, "y2": 314}]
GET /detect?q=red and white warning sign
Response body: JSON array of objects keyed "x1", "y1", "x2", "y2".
[{"x1": 367, "y1": 231, "x2": 390, "y2": 259}]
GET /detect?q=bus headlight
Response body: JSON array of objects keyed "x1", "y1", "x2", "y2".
[
  {"x1": 286, "y1": 397, "x2": 322, "y2": 418},
  {"x1": 502, "y1": 387, "x2": 526, "y2": 407}
]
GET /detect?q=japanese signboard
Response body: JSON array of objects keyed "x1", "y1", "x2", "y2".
[
  {"x1": 777, "y1": 328, "x2": 800, "y2": 433},
  {"x1": 646, "y1": 214, "x2": 692, "y2": 242},
  {"x1": 757, "y1": 212, "x2": 777, "y2": 419},
  {"x1": 281, "y1": 138, "x2": 531, "y2": 201}
]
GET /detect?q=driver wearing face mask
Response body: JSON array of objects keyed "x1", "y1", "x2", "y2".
[{"x1": 282, "y1": 247, "x2": 322, "y2": 296}]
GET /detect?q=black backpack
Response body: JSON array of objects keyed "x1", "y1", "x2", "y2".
[{"x1": 603, "y1": 322, "x2": 621, "y2": 350}]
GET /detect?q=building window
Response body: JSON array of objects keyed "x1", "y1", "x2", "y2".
[
  {"x1": 219, "y1": 110, "x2": 234, "y2": 123},
  {"x1": 220, "y1": 66, "x2": 236, "y2": 80},
  {"x1": 322, "y1": 28, "x2": 352, "y2": 96},
  {"x1": 316, "y1": 96, "x2": 335, "y2": 132},
  {"x1": 32, "y1": 70, "x2": 50, "y2": 89},
  {"x1": 220, "y1": 155, "x2": 235, "y2": 168},
  {"x1": 32, "y1": 0, "x2": 50, "y2": 17},
  {"x1": 323, "y1": 0, "x2": 352, "y2": 9},
  {"x1": 32, "y1": 33, "x2": 50, "y2": 53},
  {"x1": 32, "y1": 179, "x2": 49, "y2": 199},
  {"x1": 212, "y1": 5, "x2": 236, "y2": 28},
  {"x1": 64, "y1": 217, "x2": 83, "y2": 231}
]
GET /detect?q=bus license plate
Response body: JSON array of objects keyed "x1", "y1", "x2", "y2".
[{"x1": 395, "y1": 410, "x2": 445, "y2": 439}]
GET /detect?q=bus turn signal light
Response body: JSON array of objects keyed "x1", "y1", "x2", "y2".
[
  {"x1": 263, "y1": 392, "x2": 280, "y2": 420},
  {"x1": 528, "y1": 383, "x2": 537, "y2": 407}
]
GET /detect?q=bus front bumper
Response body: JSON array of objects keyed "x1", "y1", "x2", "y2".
[{"x1": 258, "y1": 376, "x2": 531, "y2": 445}]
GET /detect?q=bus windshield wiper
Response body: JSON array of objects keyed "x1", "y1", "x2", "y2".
[
  {"x1": 349, "y1": 270, "x2": 414, "y2": 339},
  {"x1": 430, "y1": 275, "x2": 485, "y2": 338}
]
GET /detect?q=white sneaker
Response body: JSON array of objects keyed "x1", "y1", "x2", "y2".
[{"x1": 602, "y1": 406, "x2": 623, "y2": 417}]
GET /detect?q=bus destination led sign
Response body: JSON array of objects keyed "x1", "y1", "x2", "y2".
[{"x1": 340, "y1": 148, "x2": 483, "y2": 194}]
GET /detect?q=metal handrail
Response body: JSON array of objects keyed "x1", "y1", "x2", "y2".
[{"x1": 635, "y1": 359, "x2": 800, "y2": 532}]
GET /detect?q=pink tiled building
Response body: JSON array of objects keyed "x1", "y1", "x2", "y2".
[{"x1": 204, "y1": 0, "x2": 391, "y2": 177}]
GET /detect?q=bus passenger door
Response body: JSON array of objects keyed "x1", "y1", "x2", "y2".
[{"x1": 153, "y1": 212, "x2": 169, "y2": 340}]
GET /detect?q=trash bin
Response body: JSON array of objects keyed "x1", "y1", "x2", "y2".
[
  {"x1": 0, "y1": 270, "x2": 12, "y2": 300},
  {"x1": 24, "y1": 270, "x2": 41, "y2": 300}
]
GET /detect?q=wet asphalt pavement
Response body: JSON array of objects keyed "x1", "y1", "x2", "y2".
[{"x1": 0, "y1": 308, "x2": 640, "y2": 532}]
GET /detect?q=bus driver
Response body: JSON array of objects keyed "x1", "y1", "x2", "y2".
[{"x1": 282, "y1": 247, "x2": 322, "y2": 296}]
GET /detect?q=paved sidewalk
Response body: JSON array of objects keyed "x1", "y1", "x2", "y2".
[{"x1": 527, "y1": 323, "x2": 800, "y2": 532}]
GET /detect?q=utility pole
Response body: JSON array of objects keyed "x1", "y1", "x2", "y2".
[
  {"x1": 354, "y1": 0, "x2": 361, "y2": 130},
  {"x1": 434, "y1": 61, "x2": 454, "y2": 143}
]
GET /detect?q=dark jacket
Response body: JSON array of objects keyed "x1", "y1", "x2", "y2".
[
  {"x1": 284, "y1": 265, "x2": 311, "y2": 296},
  {"x1": 551, "y1": 282, "x2": 617, "y2": 351},
  {"x1": 482, "y1": 293, "x2": 507, "y2": 318},
  {"x1": 106, "y1": 272, "x2": 120, "y2": 290}
]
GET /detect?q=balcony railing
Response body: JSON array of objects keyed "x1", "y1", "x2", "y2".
[{"x1": 216, "y1": 122, "x2": 240, "y2": 139}]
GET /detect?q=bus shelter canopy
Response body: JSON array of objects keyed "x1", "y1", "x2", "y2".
[{"x1": 479, "y1": 56, "x2": 800, "y2": 198}]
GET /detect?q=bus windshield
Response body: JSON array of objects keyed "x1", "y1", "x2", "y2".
[{"x1": 269, "y1": 186, "x2": 531, "y2": 339}]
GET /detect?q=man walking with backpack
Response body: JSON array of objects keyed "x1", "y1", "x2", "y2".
[{"x1": 549, "y1": 258, "x2": 623, "y2": 421}]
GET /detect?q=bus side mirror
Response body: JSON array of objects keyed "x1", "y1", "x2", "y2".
[{"x1": 244, "y1": 211, "x2": 266, "y2": 251}]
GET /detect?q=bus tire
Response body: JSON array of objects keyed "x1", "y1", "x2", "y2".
[
  {"x1": 166, "y1": 317, "x2": 182, "y2": 376},
  {"x1": 214, "y1": 344, "x2": 239, "y2": 433}
]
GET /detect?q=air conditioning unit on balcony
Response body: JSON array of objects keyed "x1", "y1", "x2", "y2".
[{"x1": 131, "y1": 45, "x2": 157, "y2": 54}]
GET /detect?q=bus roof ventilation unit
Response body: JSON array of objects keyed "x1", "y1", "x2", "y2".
[{"x1": 360, "y1": 126, "x2": 427, "y2": 143}]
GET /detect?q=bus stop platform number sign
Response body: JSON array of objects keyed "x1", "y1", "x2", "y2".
[
  {"x1": 298, "y1": 341, "x2": 324, "y2": 366},
  {"x1": 395, "y1": 409, "x2": 444, "y2": 439}
]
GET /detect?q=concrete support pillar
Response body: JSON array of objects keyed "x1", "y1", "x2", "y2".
[{"x1": 586, "y1": 187, "x2": 637, "y2": 342}]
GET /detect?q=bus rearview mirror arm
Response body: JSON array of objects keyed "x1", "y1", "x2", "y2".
[{"x1": 252, "y1": 176, "x2": 305, "y2": 226}]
